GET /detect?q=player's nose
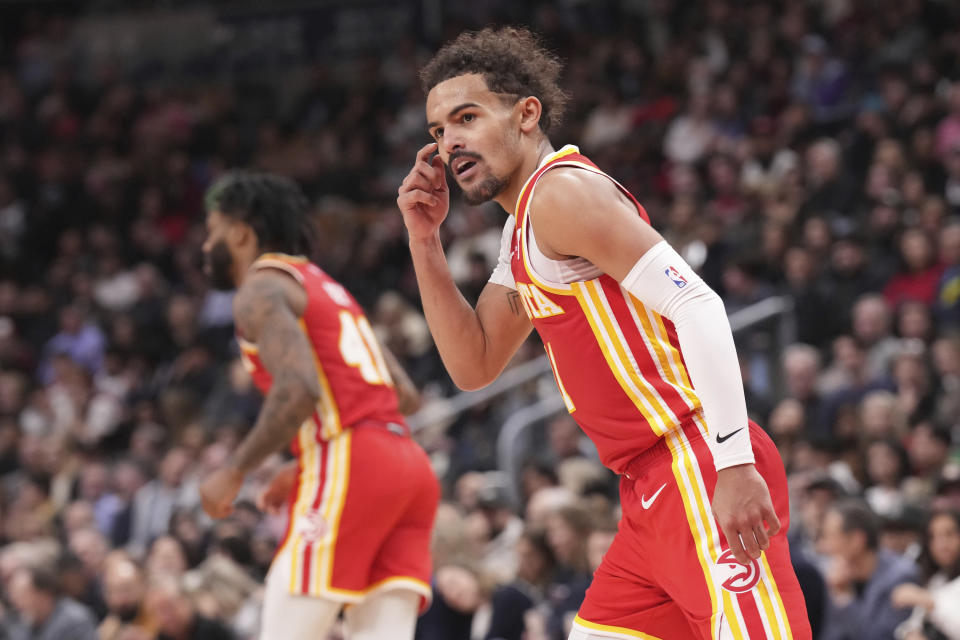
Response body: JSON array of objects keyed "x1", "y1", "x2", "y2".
[{"x1": 440, "y1": 131, "x2": 464, "y2": 155}]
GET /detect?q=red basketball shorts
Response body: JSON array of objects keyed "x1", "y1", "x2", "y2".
[
  {"x1": 269, "y1": 424, "x2": 439, "y2": 611},
  {"x1": 573, "y1": 419, "x2": 812, "y2": 639}
]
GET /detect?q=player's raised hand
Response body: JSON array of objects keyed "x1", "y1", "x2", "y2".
[
  {"x1": 397, "y1": 142, "x2": 449, "y2": 240},
  {"x1": 711, "y1": 463, "x2": 781, "y2": 565}
]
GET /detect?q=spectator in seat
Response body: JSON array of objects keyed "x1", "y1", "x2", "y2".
[
  {"x1": 892, "y1": 509, "x2": 960, "y2": 640},
  {"x1": 2, "y1": 565, "x2": 98, "y2": 640},
  {"x1": 820, "y1": 500, "x2": 918, "y2": 640}
]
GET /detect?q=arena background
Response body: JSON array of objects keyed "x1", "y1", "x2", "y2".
[{"x1": 0, "y1": 1, "x2": 959, "y2": 639}]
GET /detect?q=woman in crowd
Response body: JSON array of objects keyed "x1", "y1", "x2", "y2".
[{"x1": 892, "y1": 509, "x2": 960, "y2": 639}]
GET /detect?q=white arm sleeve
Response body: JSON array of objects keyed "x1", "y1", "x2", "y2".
[
  {"x1": 488, "y1": 215, "x2": 517, "y2": 290},
  {"x1": 621, "y1": 241, "x2": 754, "y2": 470}
]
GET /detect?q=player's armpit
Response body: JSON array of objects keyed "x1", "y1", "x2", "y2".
[
  {"x1": 528, "y1": 168, "x2": 663, "y2": 281},
  {"x1": 228, "y1": 272, "x2": 321, "y2": 475}
]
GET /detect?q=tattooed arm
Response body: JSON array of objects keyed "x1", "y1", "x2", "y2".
[
  {"x1": 201, "y1": 269, "x2": 319, "y2": 519},
  {"x1": 227, "y1": 270, "x2": 320, "y2": 474},
  {"x1": 408, "y1": 232, "x2": 532, "y2": 390}
]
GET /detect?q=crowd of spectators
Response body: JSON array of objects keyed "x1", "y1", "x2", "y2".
[{"x1": 0, "y1": 0, "x2": 959, "y2": 639}]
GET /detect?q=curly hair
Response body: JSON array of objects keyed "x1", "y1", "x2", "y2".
[
  {"x1": 204, "y1": 171, "x2": 317, "y2": 256},
  {"x1": 420, "y1": 27, "x2": 568, "y2": 132}
]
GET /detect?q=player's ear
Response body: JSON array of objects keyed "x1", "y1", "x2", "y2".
[
  {"x1": 228, "y1": 220, "x2": 254, "y2": 249},
  {"x1": 517, "y1": 96, "x2": 542, "y2": 134}
]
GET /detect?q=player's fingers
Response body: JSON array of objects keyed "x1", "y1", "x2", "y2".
[
  {"x1": 740, "y1": 525, "x2": 762, "y2": 560},
  {"x1": 413, "y1": 161, "x2": 440, "y2": 188},
  {"x1": 431, "y1": 154, "x2": 448, "y2": 190},
  {"x1": 399, "y1": 171, "x2": 433, "y2": 194},
  {"x1": 416, "y1": 142, "x2": 438, "y2": 164},
  {"x1": 753, "y1": 524, "x2": 770, "y2": 551},
  {"x1": 398, "y1": 189, "x2": 439, "y2": 209},
  {"x1": 723, "y1": 524, "x2": 749, "y2": 565},
  {"x1": 765, "y1": 507, "x2": 782, "y2": 537}
]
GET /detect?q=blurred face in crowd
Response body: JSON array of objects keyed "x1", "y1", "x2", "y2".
[
  {"x1": 908, "y1": 423, "x2": 948, "y2": 474},
  {"x1": 897, "y1": 301, "x2": 932, "y2": 342},
  {"x1": 586, "y1": 529, "x2": 615, "y2": 573},
  {"x1": 7, "y1": 570, "x2": 51, "y2": 626},
  {"x1": 104, "y1": 560, "x2": 145, "y2": 622},
  {"x1": 434, "y1": 565, "x2": 483, "y2": 613},
  {"x1": 515, "y1": 536, "x2": 551, "y2": 585},
  {"x1": 144, "y1": 580, "x2": 194, "y2": 638},
  {"x1": 928, "y1": 512, "x2": 960, "y2": 571},
  {"x1": 548, "y1": 416, "x2": 581, "y2": 459},
  {"x1": 931, "y1": 338, "x2": 960, "y2": 376},
  {"x1": 940, "y1": 224, "x2": 960, "y2": 266},
  {"x1": 146, "y1": 536, "x2": 188, "y2": 578},
  {"x1": 865, "y1": 441, "x2": 904, "y2": 488},
  {"x1": 819, "y1": 509, "x2": 861, "y2": 562},
  {"x1": 783, "y1": 348, "x2": 819, "y2": 400},
  {"x1": 69, "y1": 528, "x2": 108, "y2": 578},
  {"x1": 426, "y1": 73, "x2": 532, "y2": 206},
  {"x1": 900, "y1": 229, "x2": 934, "y2": 271},
  {"x1": 159, "y1": 447, "x2": 190, "y2": 487},
  {"x1": 852, "y1": 296, "x2": 890, "y2": 345}
]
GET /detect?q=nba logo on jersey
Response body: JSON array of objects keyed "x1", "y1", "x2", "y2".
[{"x1": 665, "y1": 266, "x2": 688, "y2": 288}]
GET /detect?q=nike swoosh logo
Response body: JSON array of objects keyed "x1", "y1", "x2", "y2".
[
  {"x1": 716, "y1": 428, "x2": 743, "y2": 444},
  {"x1": 641, "y1": 483, "x2": 667, "y2": 509}
]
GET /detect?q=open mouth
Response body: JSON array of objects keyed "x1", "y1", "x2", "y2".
[{"x1": 453, "y1": 157, "x2": 479, "y2": 179}]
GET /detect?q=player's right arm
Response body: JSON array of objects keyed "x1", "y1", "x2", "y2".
[{"x1": 398, "y1": 142, "x2": 532, "y2": 391}]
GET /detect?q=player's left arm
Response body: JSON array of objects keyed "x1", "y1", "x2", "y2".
[
  {"x1": 200, "y1": 270, "x2": 321, "y2": 519},
  {"x1": 531, "y1": 169, "x2": 779, "y2": 564},
  {"x1": 380, "y1": 342, "x2": 422, "y2": 415}
]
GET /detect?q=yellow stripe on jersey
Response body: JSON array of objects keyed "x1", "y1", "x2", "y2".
[
  {"x1": 621, "y1": 291, "x2": 700, "y2": 412},
  {"x1": 314, "y1": 431, "x2": 351, "y2": 596},
  {"x1": 576, "y1": 280, "x2": 678, "y2": 435},
  {"x1": 287, "y1": 417, "x2": 320, "y2": 593},
  {"x1": 668, "y1": 424, "x2": 752, "y2": 639},
  {"x1": 754, "y1": 577, "x2": 783, "y2": 640},
  {"x1": 665, "y1": 430, "x2": 724, "y2": 638},
  {"x1": 546, "y1": 343, "x2": 575, "y2": 413},
  {"x1": 298, "y1": 319, "x2": 341, "y2": 440},
  {"x1": 572, "y1": 615, "x2": 665, "y2": 639},
  {"x1": 257, "y1": 252, "x2": 309, "y2": 264},
  {"x1": 760, "y1": 554, "x2": 794, "y2": 639}
]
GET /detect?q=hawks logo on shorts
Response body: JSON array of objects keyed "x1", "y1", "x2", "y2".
[
  {"x1": 295, "y1": 509, "x2": 330, "y2": 543},
  {"x1": 714, "y1": 549, "x2": 761, "y2": 593}
]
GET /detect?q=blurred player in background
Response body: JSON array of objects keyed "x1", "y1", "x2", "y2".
[
  {"x1": 198, "y1": 172, "x2": 438, "y2": 640},
  {"x1": 398, "y1": 27, "x2": 811, "y2": 640}
]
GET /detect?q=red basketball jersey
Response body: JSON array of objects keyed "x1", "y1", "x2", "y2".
[
  {"x1": 237, "y1": 253, "x2": 406, "y2": 457},
  {"x1": 510, "y1": 147, "x2": 702, "y2": 473}
]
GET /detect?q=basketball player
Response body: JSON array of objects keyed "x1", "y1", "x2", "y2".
[
  {"x1": 398, "y1": 27, "x2": 811, "y2": 639},
  {"x1": 198, "y1": 172, "x2": 439, "y2": 640}
]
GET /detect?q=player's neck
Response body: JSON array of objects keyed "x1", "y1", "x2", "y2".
[
  {"x1": 233, "y1": 249, "x2": 262, "y2": 287},
  {"x1": 494, "y1": 138, "x2": 555, "y2": 215}
]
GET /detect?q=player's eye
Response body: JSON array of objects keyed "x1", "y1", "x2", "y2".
[
  {"x1": 433, "y1": 128, "x2": 444, "y2": 139},
  {"x1": 462, "y1": 113, "x2": 474, "y2": 123}
]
